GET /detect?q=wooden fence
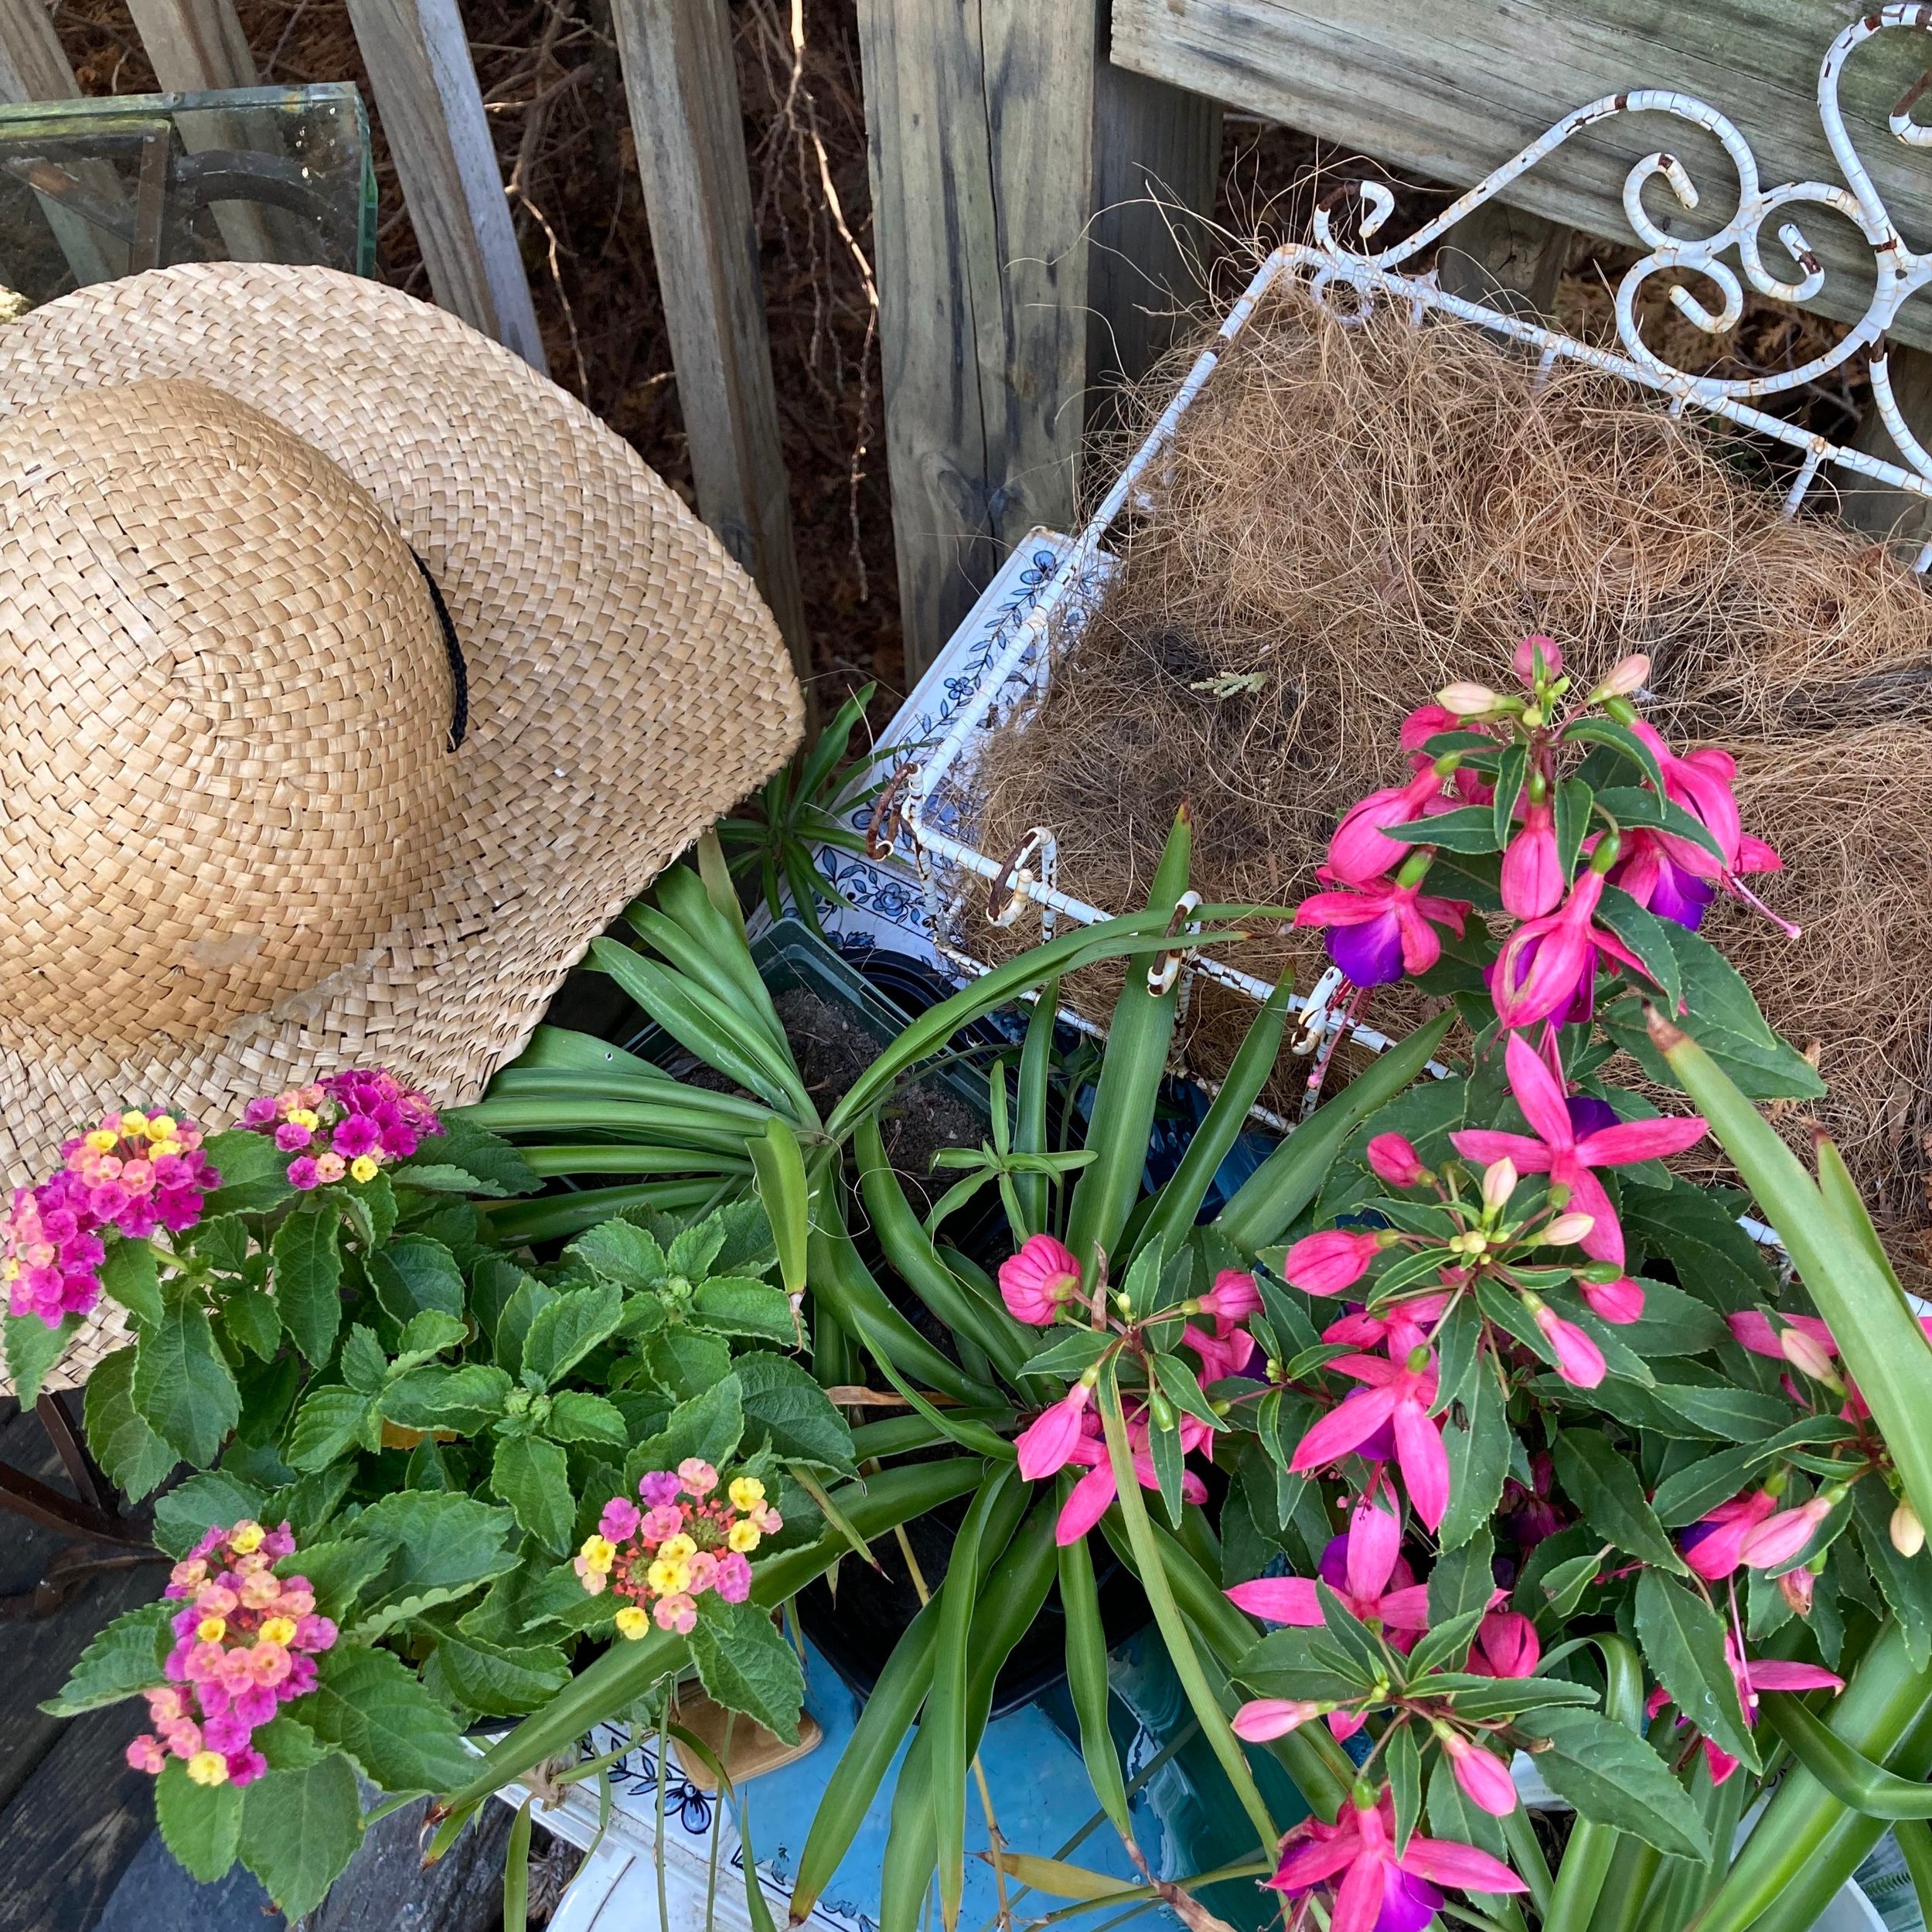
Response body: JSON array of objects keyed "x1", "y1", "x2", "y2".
[{"x1": 4, "y1": 0, "x2": 1928, "y2": 676}]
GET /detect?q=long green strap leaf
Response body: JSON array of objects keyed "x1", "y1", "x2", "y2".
[
  {"x1": 1134, "y1": 978, "x2": 1293, "y2": 1266},
  {"x1": 1058, "y1": 1500, "x2": 1132, "y2": 1838},
  {"x1": 1652, "y1": 1013, "x2": 1932, "y2": 1534},
  {"x1": 807, "y1": 1212, "x2": 1001, "y2": 1408},
  {"x1": 748, "y1": 1121, "x2": 811, "y2": 1307},
  {"x1": 1216, "y1": 1012, "x2": 1455, "y2": 1252},
  {"x1": 1013, "y1": 982, "x2": 1060, "y2": 1234},
  {"x1": 1064, "y1": 812, "x2": 1193, "y2": 1279},
  {"x1": 434, "y1": 1457, "x2": 986, "y2": 1814},
  {"x1": 931, "y1": 1471, "x2": 1015, "y2": 1931},
  {"x1": 1097, "y1": 1371, "x2": 1275, "y2": 1854},
  {"x1": 483, "y1": 1180, "x2": 727, "y2": 1244},
  {"x1": 1760, "y1": 1693, "x2": 1932, "y2": 1817},
  {"x1": 853, "y1": 1114, "x2": 1035, "y2": 1387}
]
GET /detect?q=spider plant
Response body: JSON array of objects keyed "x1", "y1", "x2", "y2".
[{"x1": 432, "y1": 815, "x2": 1453, "y2": 1927}]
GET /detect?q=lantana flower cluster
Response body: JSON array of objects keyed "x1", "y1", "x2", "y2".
[
  {"x1": 3, "y1": 1109, "x2": 218, "y2": 1327},
  {"x1": 575, "y1": 1459, "x2": 781, "y2": 1637},
  {"x1": 125, "y1": 1519, "x2": 337, "y2": 1789},
  {"x1": 997, "y1": 1233, "x2": 1263, "y2": 1545},
  {"x1": 239, "y1": 1067, "x2": 441, "y2": 1191}
]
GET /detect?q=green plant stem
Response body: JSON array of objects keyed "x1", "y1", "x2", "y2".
[
  {"x1": 1588, "y1": 1838, "x2": 1661, "y2": 1932},
  {"x1": 1096, "y1": 1373, "x2": 1276, "y2": 1855},
  {"x1": 1896, "y1": 1819, "x2": 1932, "y2": 1929},
  {"x1": 1499, "y1": 1800, "x2": 1554, "y2": 1918}
]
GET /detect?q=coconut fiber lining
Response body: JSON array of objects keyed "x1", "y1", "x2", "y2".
[{"x1": 971, "y1": 285, "x2": 1932, "y2": 1252}]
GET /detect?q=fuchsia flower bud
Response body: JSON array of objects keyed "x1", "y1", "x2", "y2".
[
  {"x1": 1501, "y1": 798, "x2": 1564, "y2": 918},
  {"x1": 1682, "y1": 1490, "x2": 1778, "y2": 1580},
  {"x1": 1541, "y1": 1212, "x2": 1596, "y2": 1247},
  {"x1": 1367, "y1": 1133, "x2": 1427, "y2": 1188},
  {"x1": 1438, "y1": 681, "x2": 1503, "y2": 717},
  {"x1": 1327, "y1": 768, "x2": 1451, "y2": 885},
  {"x1": 1739, "y1": 1494, "x2": 1837, "y2": 1570},
  {"x1": 1579, "y1": 1274, "x2": 1645, "y2": 1324},
  {"x1": 1469, "y1": 1610, "x2": 1540, "y2": 1679},
  {"x1": 1232, "y1": 1699, "x2": 1327, "y2": 1742},
  {"x1": 1481, "y1": 1158, "x2": 1518, "y2": 1212},
  {"x1": 1014, "y1": 1384, "x2": 1092, "y2": 1481},
  {"x1": 1513, "y1": 635, "x2": 1562, "y2": 688},
  {"x1": 1198, "y1": 1269, "x2": 1262, "y2": 1323},
  {"x1": 1593, "y1": 654, "x2": 1651, "y2": 700},
  {"x1": 998, "y1": 1234, "x2": 1081, "y2": 1325},
  {"x1": 1281, "y1": 1228, "x2": 1385, "y2": 1296},
  {"x1": 1532, "y1": 1302, "x2": 1606, "y2": 1388},
  {"x1": 1440, "y1": 1729, "x2": 1519, "y2": 1816},
  {"x1": 1779, "y1": 1325, "x2": 1842, "y2": 1389}
]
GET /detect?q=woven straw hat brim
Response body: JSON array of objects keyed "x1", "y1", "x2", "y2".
[{"x1": 0, "y1": 263, "x2": 803, "y2": 1389}]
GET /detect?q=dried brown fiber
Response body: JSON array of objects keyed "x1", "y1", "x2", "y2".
[{"x1": 970, "y1": 283, "x2": 1932, "y2": 1248}]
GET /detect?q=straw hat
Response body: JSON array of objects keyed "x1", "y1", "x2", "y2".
[{"x1": 0, "y1": 263, "x2": 803, "y2": 1385}]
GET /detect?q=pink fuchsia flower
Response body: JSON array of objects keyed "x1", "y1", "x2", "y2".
[
  {"x1": 1198, "y1": 1269, "x2": 1262, "y2": 1324},
  {"x1": 1739, "y1": 1493, "x2": 1838, "y2": 1571},
  {"x1": 1682, "y1": 1489, "x2": 1775, "y2": 1575},
  {"x1": 1053, "y1": 1411, "x2": 1209, "y2": 1545},
  {"x1": 1501, "y1": 797, "x2": 1564, "y2": 919},
  {"x1": 1439, "y1": 1729, "x2": 1518, "y2": 1815},
  {"x1": 599, "y1": 1498, "x2": 641, "y2": 1542},
  {"x1": 1184, "y1": 1322, "x2": 1256, "y2": 1382},
  {"x1": 1327, "y1": 768, "x2": 1452, "y2": 886},
  {"x1": 1489, "y1": 859, "x2": 1651, "y2": 1029},
  {"x1": 1453, "y1": 1032, "x2": 1706, "y2": 1273},
  {"x1": 1367, "y1": 1133, "x2": 1428, "y2": 1189},
  {"x1": 1015, "y1": 1384, "x2": 1093, "y2": 1481},
  {"x1": 1295, "y1": 869, "x2": 1470, "y2": 988},
  {"x1": 1291, "y1": 1340, "x2": 1450, "y2": 1530},
  {"x1": 1228, "y1": 1491, "x2": 1430, "y2": 1646},
  {"x1": 998, "y1": 1234, "x2": 1081, "y2": 1326},
  {"x1": 1579, "y1": 1273, "x2": 1646, "y2": 1324},
  {"x1": 1321, "y1": 1293, "x2": 1449, "y2": 1358},
  {"x1": 1282, "y1": 1227, "x2": 1389, "y2": 1297},
  {"x1": 1232, "y1": 1699, "x2": 1329, "y2": 1742},
  {"x1": 1267, "y1": 1788, "x2": 1526, "y2": 1932},
  {"x1": 1469, "y1": 1610, "x2": 1539, "y2": 1679},
  {"x1": 1647, "y1": 1633, "x2": 1842, "y2": 1785},
  {"x1": 1531, "y1": 1300, "x2": 1606, "y2": 1389},
  {"x1": 1729, "y1": 1310, "x2": 1835, "y2": 1361},
  {"x1": 1609, "y1": 826, "x2": 1717, "y2": 932}
]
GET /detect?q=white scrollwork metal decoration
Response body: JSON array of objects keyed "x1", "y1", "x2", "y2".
[{"x1": 898, "y1": 5, "x2": 1932, "y2": 1119}]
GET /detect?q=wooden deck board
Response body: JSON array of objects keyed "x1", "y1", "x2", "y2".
[{"x1": 0, "y1": 1399, "x2": 170, "y2": 1930}]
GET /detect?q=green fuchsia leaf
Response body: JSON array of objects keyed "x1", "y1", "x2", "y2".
[
  {"x1": 1525, "y1": 1708, "x2": 1709, "y2": 1859},
  {"x1": 1635, "y1": 1569, "x2": 1759, "y2": 1774},
  {"x1": 1437, "y1": 1347, "x2": 1510, "y2": 1552},
  {"x1": 1552, "y1": 1429, "x2": 1685, "y2": 1573}
]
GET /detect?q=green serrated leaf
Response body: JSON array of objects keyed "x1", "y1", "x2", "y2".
[
  {"x1": 383, "y1": 1363, "x2": 513, "y2": 1435},
  {"x1": 153, "y1": 1470, "x2": 266, "y2": 1558},
  {"x1": 1527, "y1": 1707, "x2": 1709, "y2": 1859},
  {"x1": 237, "y1": 1753, "x2": 364, "y2": 1917},
  {"x1": 82, "y1": 1345, "x2": 178, "y2": 1501},
  {"x1": 203, "y1": 1130, "x2": 298, "y2": 1217},
  {"x1": 364, "y1": 1234, "x2": 465, "y2": 1325},
  {"x1": 284, "y1": 1536, "x2": 396, "y2": 1620},
  {"x1": 567, "y1": 1219, "x2": 667, "y2": 1291},
  {"x1": 687, "y1": 1596, "x2": 805, "y2": 1744},
  {"x1": 1553, "y1": 1429, "x2": 1685, "y2": 1573},
  {"x1": 298, "y1": 1644, "x2": 480, "y2": 1793},
  {"x1": 689, "y1": 1276, "x2": 797, "y2": 1343},
  {"x1": 430, "y1": 1634, "x2": 572, "y2": 1718},
  {"x1": 5, "y1": 1311, "x2": 80, "y2": 1409},
  {"x1": 1635, "y1": 1569, "x2": 1758, "y2": 1773},
  {"x1": 155, "y1": 1757, "x2": 242, "y2": 1883},
  {"x1": 1438, "y1": 1351, "x2": 1511, "y2": 1550},
  {"x1": 491, "y1": 1436, "x2": 577, "y2": 1555},
  {"x1": 520, "y1": 1279, "x2": 622, "y2": 1389},
  {"x1": 346, "y1": 1491, "x2": 520, "y2": 1636},
  {"x1": 41, "y1": 1600, "x2": 169, "y2": 1715},
  {"x1": 100, "y1": 1239, "x2": 164, "y2": 1326},
  {"x1": 132, "y1": 1303, "x2": 240, "y2": 1467},
  {"x1": 733, "y1": 1352, "x2": 855, "y2": 1477},
  {"x1": 285, "y1": 1385, "x2": 377, "y2": 1472},
  {"x1": 271, "y1": 1209, "x2": 343, "y2": 1365}
]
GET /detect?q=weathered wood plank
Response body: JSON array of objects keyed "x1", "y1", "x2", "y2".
[
  {"x1": 857, "y1": 0, "x2": 1095, "y2": 674},
  {"x1": 344, "y1": 0, "x2": 547, "y2": 368},
  {"x1": 1089, "y1": 4, "x2": 1222, "y2": 397},
  {"x1": 1435, "y1": 199, "x2": 1575, "y2": 321},
  {"x1": 0, "y1": 1684, "x2": 152, "y2": 1932},
  {"x1": 1110, "y1": 0, "x2": 1932, "y2": 350},
  {"x1": 607, "y1": 0, "x2": 809, "y2": 686}
]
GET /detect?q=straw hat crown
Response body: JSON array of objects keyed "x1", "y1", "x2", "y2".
[{"x1": 0, "y1": 377, "x2": 457, "y2": 1053}]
